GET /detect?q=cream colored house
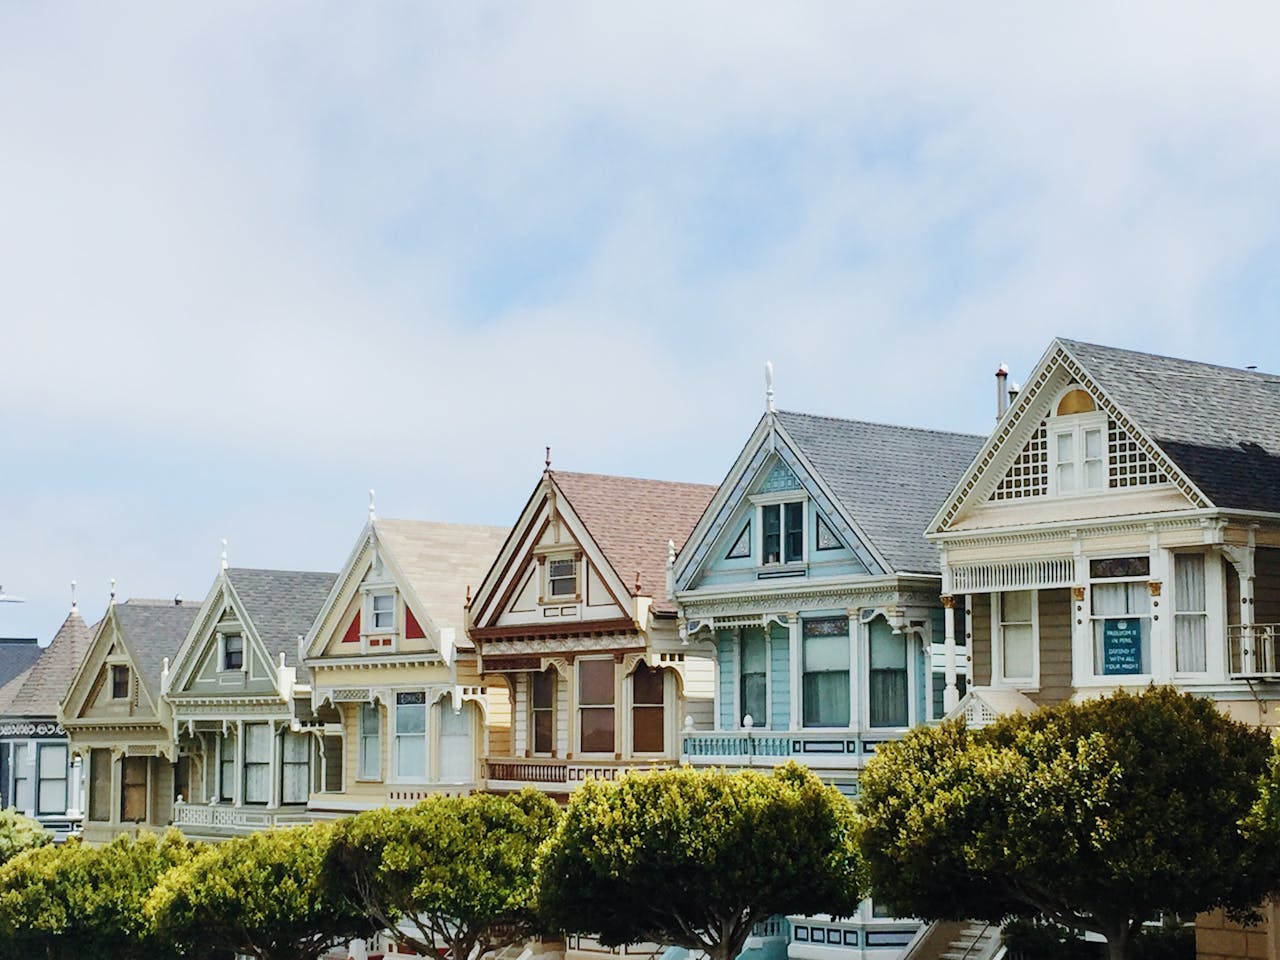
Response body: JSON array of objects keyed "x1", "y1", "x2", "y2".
[
  {"x1": 302, "y1": 516, "x2": 509, "y2": 816},
  {"x1": 59, "y1": 597, "x2": 198, "y2": 843}
]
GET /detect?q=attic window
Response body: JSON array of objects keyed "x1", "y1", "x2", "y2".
[
  {"x1": 111, "y1": 665, "x2": 130, "y2": 700},
  {"x1": 548, "y1": 558, "x2": 577, "y2": 598},
  {"x1": 371, "y1": 592, "x2": 395, "y2": 631},
  {"x1": 223, "y1": 635, "x2": 244, "y2": 671},
  {"x1": 1056, "y1": 388, "x2": 1096, "y2": 416}
]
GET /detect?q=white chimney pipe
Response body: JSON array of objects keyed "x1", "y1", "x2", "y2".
[{"x1": 995, "y1": 363, "x2": 1010, "y2": 419}]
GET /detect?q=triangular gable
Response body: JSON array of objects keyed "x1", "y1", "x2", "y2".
[
  {"x1": 165, "y1": 572, "x2": 283, "y2": 698},
  {"x1": 60, "y1": 606, "x2": 159, "y2": 723},
  {"x1": 469, "y1": 473, "x2": 635, "y2": 632},
  {"x1": 931, "y1": 340, "x2": 1210, "y2": 534},
  {"x1": 304, "y1": 523, "x2": 452, "y2": 664},
  {"x1": 674, "y1": 415, "x2": 887, "y2": 592}
]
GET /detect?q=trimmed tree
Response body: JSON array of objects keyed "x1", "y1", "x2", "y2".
[
  {"x1": 147, "y1": 821, "x2": 374, "y2": 960},
  {"x1": 857, "y1": 686, "x2": 1280, "y2": 960},
  {"x1": 0, "y1": 829, "x2": 197, "y2": 960},
  {"x1": 538, "y1": 763, "x2": 865, "y2": 960},
  {"x1": 327, "y1": 789, "x2": 560, "y2": 960}
]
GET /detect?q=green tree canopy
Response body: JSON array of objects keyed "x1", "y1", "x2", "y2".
[
  {"x1": 147, "y1": 821, "x2": 373, "y2": 960},
  {"x1": 0, "y1": 829, "x2": 197, "y2": 960},
  {"x1": 857, "y1": 687, "x2": 1280, "y2": 960},
  {"x1": 327, "y1": 789, "x2": 560, "y2": 960},
  {"x1": 0, "y1": 808, "x2": 50, "y2": 866},
  {"x1": 538, "y1": 763, "x2": 865, "y2": 960}
]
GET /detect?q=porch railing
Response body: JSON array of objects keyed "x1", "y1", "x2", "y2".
[
  {"x1": 681, "y1": 730, "x2": 879, "y2": 768},
  {"x1": 483, "y1": 756, "x2": 677, "y2": 788},
  {"x1": 171, "y1": 801, "x2": 312, "y2": 835},
  {"x1": 1228, "y1": 623, "x2": 1280, "y2": 678}
]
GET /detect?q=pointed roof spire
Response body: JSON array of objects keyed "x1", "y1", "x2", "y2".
[
  {"x1": 765, "y1": 360, "x2": 776, "y2": 414},
  {"x1": 368, "y1": 489, "x2": 377, "y2": 523},
  {"x1": 70, "y1": 579, "x2": 78, "y2": 613},
  {"x1": 545, "y1": 446, "x2": 552, "y2": 474},
  {"x1": 221, "y1": 538, "x2": 229, "y2": 571}
]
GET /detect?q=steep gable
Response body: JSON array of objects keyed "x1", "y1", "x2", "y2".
[{"x1": 0, "y1": 609, "x2": 92, "y2": 719}]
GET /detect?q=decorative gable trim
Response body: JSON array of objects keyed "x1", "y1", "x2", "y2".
[
  {"x1": 58, "y1": 608, "x2": 159, "y2": 725},
  {"x1": 929, "y1": 341, "x2": 1211, "y2": 534}
]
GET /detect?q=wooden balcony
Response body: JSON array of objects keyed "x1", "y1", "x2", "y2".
[
  {"x1": 1228, "y1": 623, "x2": 1280, "y2": 678},
  {"x1": 482, "y1": 756, "x2": 677, "y2": 793}
]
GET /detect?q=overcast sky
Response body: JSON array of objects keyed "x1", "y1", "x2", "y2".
[{"x1": 4, "y1": 3, "x2": 1280, "y2": 641}]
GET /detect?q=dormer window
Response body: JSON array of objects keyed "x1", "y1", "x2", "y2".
[
  {"x1": 548, "y1": 558, "x2": 577, "y2": 598},
  {"x1": 222, "y1": 635, "x2": 244, "y2": 671},
  {"x1": 371, "y1": 592, "x2": 395, "y2": 631},
  {"x1": 111, "y1": 665, "x2": 130, "y2": 700},
  {"x1": 762, "y1": 502, "x2": 804, "y2": 564}
]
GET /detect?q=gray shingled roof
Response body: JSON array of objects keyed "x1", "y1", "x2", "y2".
[
  {"x1": 1060, "y1": 339, "x2": 1280, "y2": 514},
  {"x1": 776, "y1": 411, "x2": 986, "y2": 575},
  {"x1": 0, "y1": 610, "x2": 93, "y2": 718},
  {"x1": 0, "y1": 639, "x2": 43, "y2": 700},
  {"x1": 225, "y1": 568, "x2": 337, "y2": 682},
  {"x1": 114, "y1": 600, "x2": 201, "y2": 702}
]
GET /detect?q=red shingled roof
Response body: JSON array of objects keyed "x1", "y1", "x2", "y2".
[{"x1": 550, "y1": 471, "x2": 716, "y2": 615}]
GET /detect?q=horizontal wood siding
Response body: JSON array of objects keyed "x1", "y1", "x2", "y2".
[
  {"x1": 1036, "y1": 588, "x2": 1073, "y2": 706},
  {"x1": 681, "y1": 657, "x2": 715, "y2": 731},
  {"x1": 969, "y1": 593, "x2": 992, "y2": 686},
  {"x1": 717, "y1": 632, "x2": 735, "y2": 730},
  {"x1": 487, "y1": 677, "x2": 513, "y2": 757},
  {"x1": 1256, "y1": 548, "x2": 1280, "y2": 624}
]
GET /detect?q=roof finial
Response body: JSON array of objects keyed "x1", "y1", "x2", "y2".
[
  {"x1": 465, "y1": 584, "x2": 473, "y2": 607},
  {"x1": 765, "y1": 361, "x2": 775, "y2": 414},
  {"x1": 220, "y1": 538, "x2": 229, "y2": 571},
  {"x1": 545, "y1": 446, "x2": 552, "y2": 474},
  {"x1": 635, "y1": 570, "x2": 642, "y2": 595},
  {"x1": 109, "y1": 578, "x2": 116, "y2": 605},
  {"x1": 368, "y1": 489, "x2": 376, "y2": 523}
]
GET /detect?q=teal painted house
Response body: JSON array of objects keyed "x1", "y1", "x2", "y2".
[{"x1": 674, "y1": 397, "x2": 983, "y2": 958}]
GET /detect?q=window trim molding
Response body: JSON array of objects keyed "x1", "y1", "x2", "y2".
[
  {"x1": 1086, "y1": 554, "x2": 1153, "y2": 682},
  {"x1": 391, "y1": 690, "x2": 429, "y2": 784},
  {"x1": 357, "y1": 702, "x2": 382, "y2": 781},
  {"x1": 575, "y1": 656, "x2": 617, "y2": 757},
  {"x1": 991, "y1": 589, "x2": 1040, "y2": 690},
  {"x1": 1046, "y1": 411, "x2": 1108, "y2": 499}
]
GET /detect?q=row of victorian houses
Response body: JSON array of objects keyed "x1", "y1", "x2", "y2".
[{"x1": 8, "y1": 337, "x2": 1280, "y2": 960}]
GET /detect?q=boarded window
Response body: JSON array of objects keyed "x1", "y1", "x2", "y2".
[
  {"x1": 89, "y1": 749, "x2": 111, "y2": 821},
  {"x1": 121, "y1": 756, "x2": 148, "y2": 822},
  {"x1": 631, "y1": 663, "x2": 664, "y2": 753}
]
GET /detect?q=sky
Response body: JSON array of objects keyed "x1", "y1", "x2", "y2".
[{"x1": 4, "y1": 3, "x2": 1280, "y2": 641}]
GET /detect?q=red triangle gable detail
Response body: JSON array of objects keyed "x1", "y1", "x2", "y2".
[
  {"x1": 342, "y1": 610, "x2": 361, "y2": 643},
  {"x1": 405, "y1": 607, "x2": 426, "y2": 640}
]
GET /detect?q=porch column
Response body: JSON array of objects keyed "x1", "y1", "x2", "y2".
[
  {"x1": 788, "y1": 613, "x2": 801, "y2": 729},
  {"x1": 942, "y1": 596, "x2": 959, "y2": 712},
  {"x1": 234, "y1": 721, "x2": 244, "y2": 806},
  {"x1": 1225, "y1": 538, "x2": 1257, "y2": 673},
  {"x1": 268, "y1": 724, "x2": 282, "y2": 809},
  {"x1": 66, "y1": 753, "x2": 83, "y2": 818}
]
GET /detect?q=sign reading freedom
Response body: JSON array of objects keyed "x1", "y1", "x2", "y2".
[{"x1": 1103, "y1": 618, "x2": 1143, "y2": 675}]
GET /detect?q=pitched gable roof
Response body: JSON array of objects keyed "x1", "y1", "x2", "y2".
[
  {"x1": 0, "y1": 610, "x2": 93, "y2": 718},
  {"x1": 776, "y1": 411, "x2": 986, "y2": 574},
  {"x1": 1059, "y1": 339, "x2": 1280, "y2": 513},
  {"x1": 224, "y1": 568, "x2": 337, "y2": 683},
  {"x1": 0, "y1": 639, "x2": 43, "y2": 695},
  {"x1": 373, "y1": 519, "x2": 510, "y2": 640},
  {"x1": 551, "y1": 471, "x2": 717, "y2": 614},
  {"x1": 113, "y1": 600, "x2": 200, "y2": 703}
]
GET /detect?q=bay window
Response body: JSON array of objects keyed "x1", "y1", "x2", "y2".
[
  {"x1": 739, "y1": 627, "x2": 768, "y2": 727},
  {"x1": 1090, "y1": 556, "x2": 1151, "y2": 676},
  {"x1": 1174, "y1": 554, "x2": 1208, "y2": 673},
  {"x1": 578, "y1": 659, "x2": 615, "y2": 754},
  {"x1": 395, "y1": 692, "x2": 427, "y2": 780},
  {"x1": 631, "y1": 663, "x2": 664, "y2": 753},
  {"x1": 869, "y1": 620, "x2": 909, "y2": 728},
  {"x1": 802, "y1": 617, "x2": 850, "y2": 727}
]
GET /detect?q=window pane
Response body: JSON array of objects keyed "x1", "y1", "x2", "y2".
[
  {"x1": 633, "y1": 706, "x2": 663, "y2": 752},
  {"x1": 802, "y1": 670, "x2": 850, "y2": 727},
  {"x1": 1093, "y1": 616, "x2": 1150, "y2": 675},
  {"x1": 1002, "y1": 590, "x2": 1033, "y2": 623},
  {"x1": 244, "y1": 723, "x2": 271, "y2": 761},
  {"x1": 762, "y1": 504, "x2": 781, "y2": 563},
  {"x1": 1085, "y1": 459, "x2": 1105, "y2": 489},
  {"x1": 632, "y1": 664, "x2": 663, "y2": 705},
  {"x1": 533, "y1": 711, "x2": 554, "y2": 753},
  {"x1": 805, "y1": 633, "x2": 849, "y2": 671},
  {"x1": 396, "y1": 701, "x2": 425, "y2": 735},
  {"x1": 220, "y1": 732, "x2": 236, "y2": 801},
  {"x1": 121, "y1": 757, "x2": 147, "y2": 821},
  {"x1": 532, "y1": 670, "x2": 555, "y2": 709},
  {"x1": 283, "y1": 731, "x2": 308, "y2": 762},
  {"x1": 1055, "y1": 432, "x2": 1075, "y2": 463},
  {"x1": 580, "y1": 707, "x2": 614, "y2": 753},
  {"x1": 741, "y1": 630, "x2": 767, "y2": 673},
  {"x1": 784, "y1": 502, "x2": 804, "y2": 562},
  {"x1": 1090, "y1": 556, "x2": 1150, "y2": 579},
  {"x1": 1176, "y1": 616, "x2": 1207, "y2": 673},
  {"x1": 396, "y1": 735, "x2": 426, "y2": 780},
  {"x1": 89, "y1": 749, "x2": 111, "y2": 821},
  {"x1": 869, "y1": 627, "x2": 908, "y2": 728},
  {"x1": 579, "y1": 660, "x2": 614, "y2": 705},
  {"x1": 1002, "y1": 624, "x2": 1034, "y2": 679},
  {"x1": 112, "y1": 665, "x2": 130, "y2": 699},
  {"x1": 1084, "y1": 428, "x2": 1103, "y2": 459},
  {"x1": 1175, "y1": 555, "x2": 1206, "y2": 612},
  {"x1": 39, "y1": 744, "x2": 66, "y2": 778},
  {"x1": 741, "y1": 673, "x2": 767, "y2": 727}
]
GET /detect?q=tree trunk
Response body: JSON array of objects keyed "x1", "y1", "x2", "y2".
[{"x1": 1104, "y1": 924, "x2": 1130, "y2": 960}]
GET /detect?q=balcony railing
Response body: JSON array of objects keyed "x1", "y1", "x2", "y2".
[
  {"x1": 1228, "y1": 623, "x2": 1280, "y2": 678},
  {"x1": 483, "y1": 756, "x2": 677, "y2": 790},
  {"x1": 172, "y1": 801, "x2": 312, "y2": 836},
  {"x1": 681, "y1": 730, "x2": 888, "y2": 769}
]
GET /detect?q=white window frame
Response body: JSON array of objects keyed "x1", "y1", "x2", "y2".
[
  {"x1": 735, "y1": 626, "x2": 771, "y2": 730},
  {"x1": 35, "y1": 743, "x2": 68, "y2": 816},
  {"x1": 1172, "y1": 551, "x2": 1215, "y2": 678},
  {"x1": 220, "y1": 633, "x2": 245, "y2": 673},
  {"x1": 576, "y1": 656, "x2": 616, "y2": 757},
  {"x1": 1087, "y1": 556, "x2": 1153, "y2": 682},
  {"x1": 992, "y1": 589, "x2": 1039, "y2": 689},
  {"x1": 1047, "y1": 412, "x2": 1107, "y2": 498},
  {"x1": 544, "y1": 554, "x2": 580, "y2": 602},
  {"x1": 392, "y1": 691, "x2": 428, "y2": 783},
  {"x1": 370, "y1": 591, "x2": 396, "y2": 631},
  {"x1": 752, "y1": 492, "x2": 808, "y2": 566},
  {"x1": 242, "y1": 722, "x2": 271, "y2": 805},
  {"x1": 357, "y1": 702, "x2": 382, "y2": 781},
  {"x1": 863, "y1": 619, "x2": 915, "y2": 731}
]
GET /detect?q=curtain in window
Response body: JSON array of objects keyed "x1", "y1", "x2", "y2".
[
  {"x1": 243, "y1": 723, "x2": 270, "y2": 803},
  {"x1": 359, "y1": 703, "x2": 381, "y2": 779},
  {"x1": 1091, "y1": 582, "x2": 1151, "y2": 674},
  {"x1": 220, "y1": 730, "x2": 237, "y2": 801},
  {"x1": 281, "y1": 731, "x2": 309, "y2": 804},
  {"x1": 11, "y1": 744, "x2": 31, "y2": 814},
  {"x1": 1175, "y1": 554, "x2": 1208, "y2": 673},
  {"x1": 437, "y1": 701, "x2": 474, "y2": 783},
  {"x1": 802, "y1": 618, "x2": 850, "y2": 728},
  {"x1": 739, "y1": 628, "x2": 768, "y2": 727},
  {"x1": 37, "y1": 745, "x2": 67, "y2": 815},
  {"x1": 395, "y1": 696, "x2": 427, "y2": 780},
  {"x1": 1001, "y1": 591, "x2": 1035, "y2": 681},
  {"x1": 869, "y1": 623, "x2": 908, "y2": 728}
]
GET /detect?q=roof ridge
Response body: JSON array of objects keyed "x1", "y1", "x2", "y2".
[
  {"x1": 227, "y1": 566, "x2": 337, "y2": 577},
  {"x1": 1057, "y1": 337, "x2": 1280, "y2": 383},
  {"x1": 374, "y1": 518, "x2": 508, "y2": 529},
  {"x1": 552, "y1": 469, "x2": 718, "y2": 490},
  {"x1": 776, "y1": 409, "x2": 986, "y2": 441}
]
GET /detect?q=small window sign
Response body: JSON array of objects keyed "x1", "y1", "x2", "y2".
[{"x1": 1102, "y1": 618, "x2": 1142, "y2": 674}]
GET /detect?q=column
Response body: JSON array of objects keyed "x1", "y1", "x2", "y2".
[
  {"x1": 942, "y1": 596, "x2": 959, "y2": 712},
  {"x1": 268, "y1": 724, "x2": 281, "y2": 809},
  {"x1": 234, "y1": 721, "x2": 244, "y2": 806}
]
